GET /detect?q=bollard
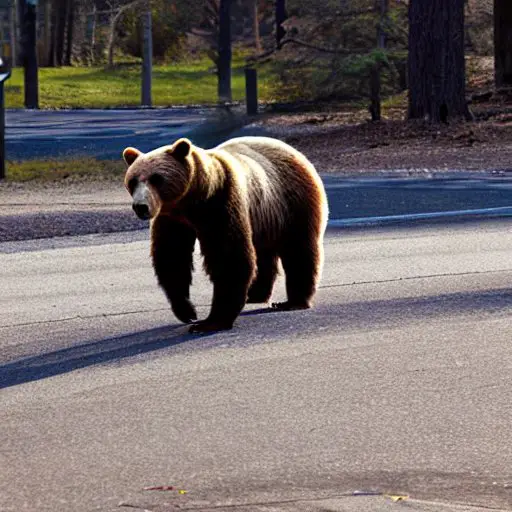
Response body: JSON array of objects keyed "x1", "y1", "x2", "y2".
[
  {"x1": 0, "y1": 59, "x2": 11, "y2": 181},
  {"x1": 245, "y1": 67, "x2": 258, "y2": 116}
]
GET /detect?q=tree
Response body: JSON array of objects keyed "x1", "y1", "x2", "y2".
[
  {"x1": 55, "y1": 0, "x2": 68, "y2": 66},
  {"x1": 408, "y1": 0, "x2": 470, "y2": 122},
  {"x1": 9, "y1": 0, "x2": 17, "y2": 67},
  {"x1": 106, "y1": 0, "x2": 144, "y2": 68},
  {"x1": 275, "y1": 0, "x2": 286, "y2": 49},
  {"x1": 494, "y1": 0, "x2": 512, "y2": 88},
  {"x1": 65, "y1": 0, "x2": 76, "y2": 65},
  {"x1": 369, "y1": 0, "x2": 388, "y2": 121},
  {"x1": 217, "y1": 0, "x2": 232, "y2": 102},
  {"x1": 141, "y1": 3, "x2": 152, "y2": 106},
  {"x1": 252, "y1": 0, "x2": 262, "y2": 54}
]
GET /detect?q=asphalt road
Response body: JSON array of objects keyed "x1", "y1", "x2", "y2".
[
  {"x1": 4, "y1": 108, "x2": 265, "y2": 160},
  {"x1": 2, "y1": 220, "x2": 512, "y2": 511}
]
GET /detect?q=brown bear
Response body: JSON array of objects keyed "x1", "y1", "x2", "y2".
[{"x1": 123, "y1": 136, "x2": 328, "y2": 333}]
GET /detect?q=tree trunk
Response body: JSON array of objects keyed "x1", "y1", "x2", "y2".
[
  {"x1": 16, "y1": 0, "x2": 23, "y2": 64},
  {"x1": 217, "y1": 0, "x2": 232, "y2": 103},
  {"x1": 41, "y1": 0, "x2": 53, "y2": 67},
  {"x1": 369, "y1": 0, "x2": 388, "y2": 122},
  {"x1": 253, "y1": 0, "x2": 262, "y2": 54},
  {"x1": 107, "y1": 11, "x2": 121, "y2": 69},
  {"x1": 9, "y1": 0, "x2": 17, "y2": 67},
  {"x1": 107, "y1": 1, "x2": 143, "y2": 69},
  {"x1": 275, "y1": 0, "x2": 286, "y2": 49},
  {"x1": 408, "y1": 0, "x2": 470, "y2": 122},
  {"x1": 141, "y1": 7, "x2": 152, "y2": 107},
  {"x1": 48, "y1": 0, "x2": 58, "y2": 67},
  {"x1": 55, "y1": 0, "x2": 68, "y2": 66},
  {"x1": 65, "y1": 0, "x2": 75, "y2": 66},
  {"x1": 494, "y1": 0, "x2": 512, "y2": 88},
  {"x1": 88, "y1": 6, "x2": 97, "y2": 65}
]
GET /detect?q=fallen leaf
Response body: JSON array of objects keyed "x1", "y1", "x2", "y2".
[{"x1": 385, "y1": 494, "x2": 409, "y2": 502}]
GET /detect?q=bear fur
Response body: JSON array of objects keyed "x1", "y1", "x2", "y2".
[{"x1": 123, "y1": 136, "x2": 328, "y2": 333}]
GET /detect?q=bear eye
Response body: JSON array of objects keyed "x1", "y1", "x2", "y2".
[
  {"x1": 127, "y1": 177, "x2": 138, "y2": 193},
  {"x1": 148, "y1": 173, "x2": 163, "y2": 187}
]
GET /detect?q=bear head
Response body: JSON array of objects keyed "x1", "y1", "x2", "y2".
[{"x1": 123, "y1": 138, "x2": 193, "y2": 220}]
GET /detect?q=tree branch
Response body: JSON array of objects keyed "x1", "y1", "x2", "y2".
[
  {"x1": 278, "y1": 37, "x2": 364, "y2": 55},
  {"x1": 88, "y1": 0, "x2": 144, "y2": 18}
]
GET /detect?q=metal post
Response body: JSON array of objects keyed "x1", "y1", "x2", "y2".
[
  {"x1": 20, "y1": 0, "x2": 38, "y2": 109},
  {"x1": 245, "y1": 67, "x2": 258, "y2": 116}
]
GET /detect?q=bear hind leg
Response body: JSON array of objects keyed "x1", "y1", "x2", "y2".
[
  {"x1": 247, "y1": 250, "x2": 279, "y2": 304},
  {"x1": 273, "y1": 230, "x2": 323, "y2": 311}
]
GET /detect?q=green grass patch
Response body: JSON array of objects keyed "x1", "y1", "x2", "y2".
[
  {"x1": 4, "y1": 54, "x2": 278, "y2": 109},
  {"x1": 6, "y1": 158, "x2": 125, "y2": 182}
]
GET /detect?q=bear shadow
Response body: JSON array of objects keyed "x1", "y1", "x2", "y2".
[{"x1": 0, "y1": 324, "x2": 210, "y2": 389}]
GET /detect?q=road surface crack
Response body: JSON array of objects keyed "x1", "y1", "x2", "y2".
[
  {"x1": 0, "y1": 307, "x2": 173, "y2": 330},
  {"x1": 319, "y1": 268, "x2": 512, "y2": 289}
]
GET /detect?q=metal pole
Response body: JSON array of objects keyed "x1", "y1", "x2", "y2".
[
  {"x1": 21, "y1": 0, "x2": 38, "y2": 109},
  {"x1": 245, "y1": 67, "x2": 258, "y2": 116}
]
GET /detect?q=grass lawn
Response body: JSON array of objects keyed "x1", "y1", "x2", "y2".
[
  {"x1": 4, "y1": 55, "x2": 277, "y2": 109},
  {"x1": 5, "y1": 158, "x2": 126, "y2": 182}
]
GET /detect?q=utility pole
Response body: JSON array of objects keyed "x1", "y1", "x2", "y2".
[
  {"x1": 141, "y1": 4, "x2": 152, "y2": 107},
  {"x1": 19, "y1": 0, "x2": 38, "y2": 109}
]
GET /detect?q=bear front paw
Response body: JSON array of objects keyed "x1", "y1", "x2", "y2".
[
  {"x1": 172, "y1": 299, "x2": 197, "y2": 324},
  {"x1": 189, "y1": 320, "x2": 234, "y2": 334},
  {"x1": 271, "y1": 301, "x2": 311, "y2": 311}
]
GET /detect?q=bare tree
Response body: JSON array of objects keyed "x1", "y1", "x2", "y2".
[{"x1": 105, "y1": 0, "x2": 144, "y2": 68}]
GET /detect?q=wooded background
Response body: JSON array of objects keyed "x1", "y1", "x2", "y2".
[{"x1": 3, "y1": 0, "x2": 512, "y2": 123}]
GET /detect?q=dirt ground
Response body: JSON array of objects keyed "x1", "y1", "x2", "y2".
[
  {"x1": 256, "y1": 57, "x2": 512, "y2": 176},
  {"x1": 256, "y1": 109, "x2": 512, "y2": 176}
]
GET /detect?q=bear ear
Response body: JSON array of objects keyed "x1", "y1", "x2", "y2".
[
  {"x1": 168, "y1": 138, "x2": 192, "y2": 161},
  {"x1": 123, "y1": 147, "x2": 142, "y2": 166}
]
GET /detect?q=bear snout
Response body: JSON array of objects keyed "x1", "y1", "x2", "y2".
[{"x1": 132, "y1": 203, "x2": 151, "y2": 220}]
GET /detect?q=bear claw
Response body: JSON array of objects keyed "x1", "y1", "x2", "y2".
[{"x1": 271, "y1": 301, "x2": 311, "y2": 311}]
